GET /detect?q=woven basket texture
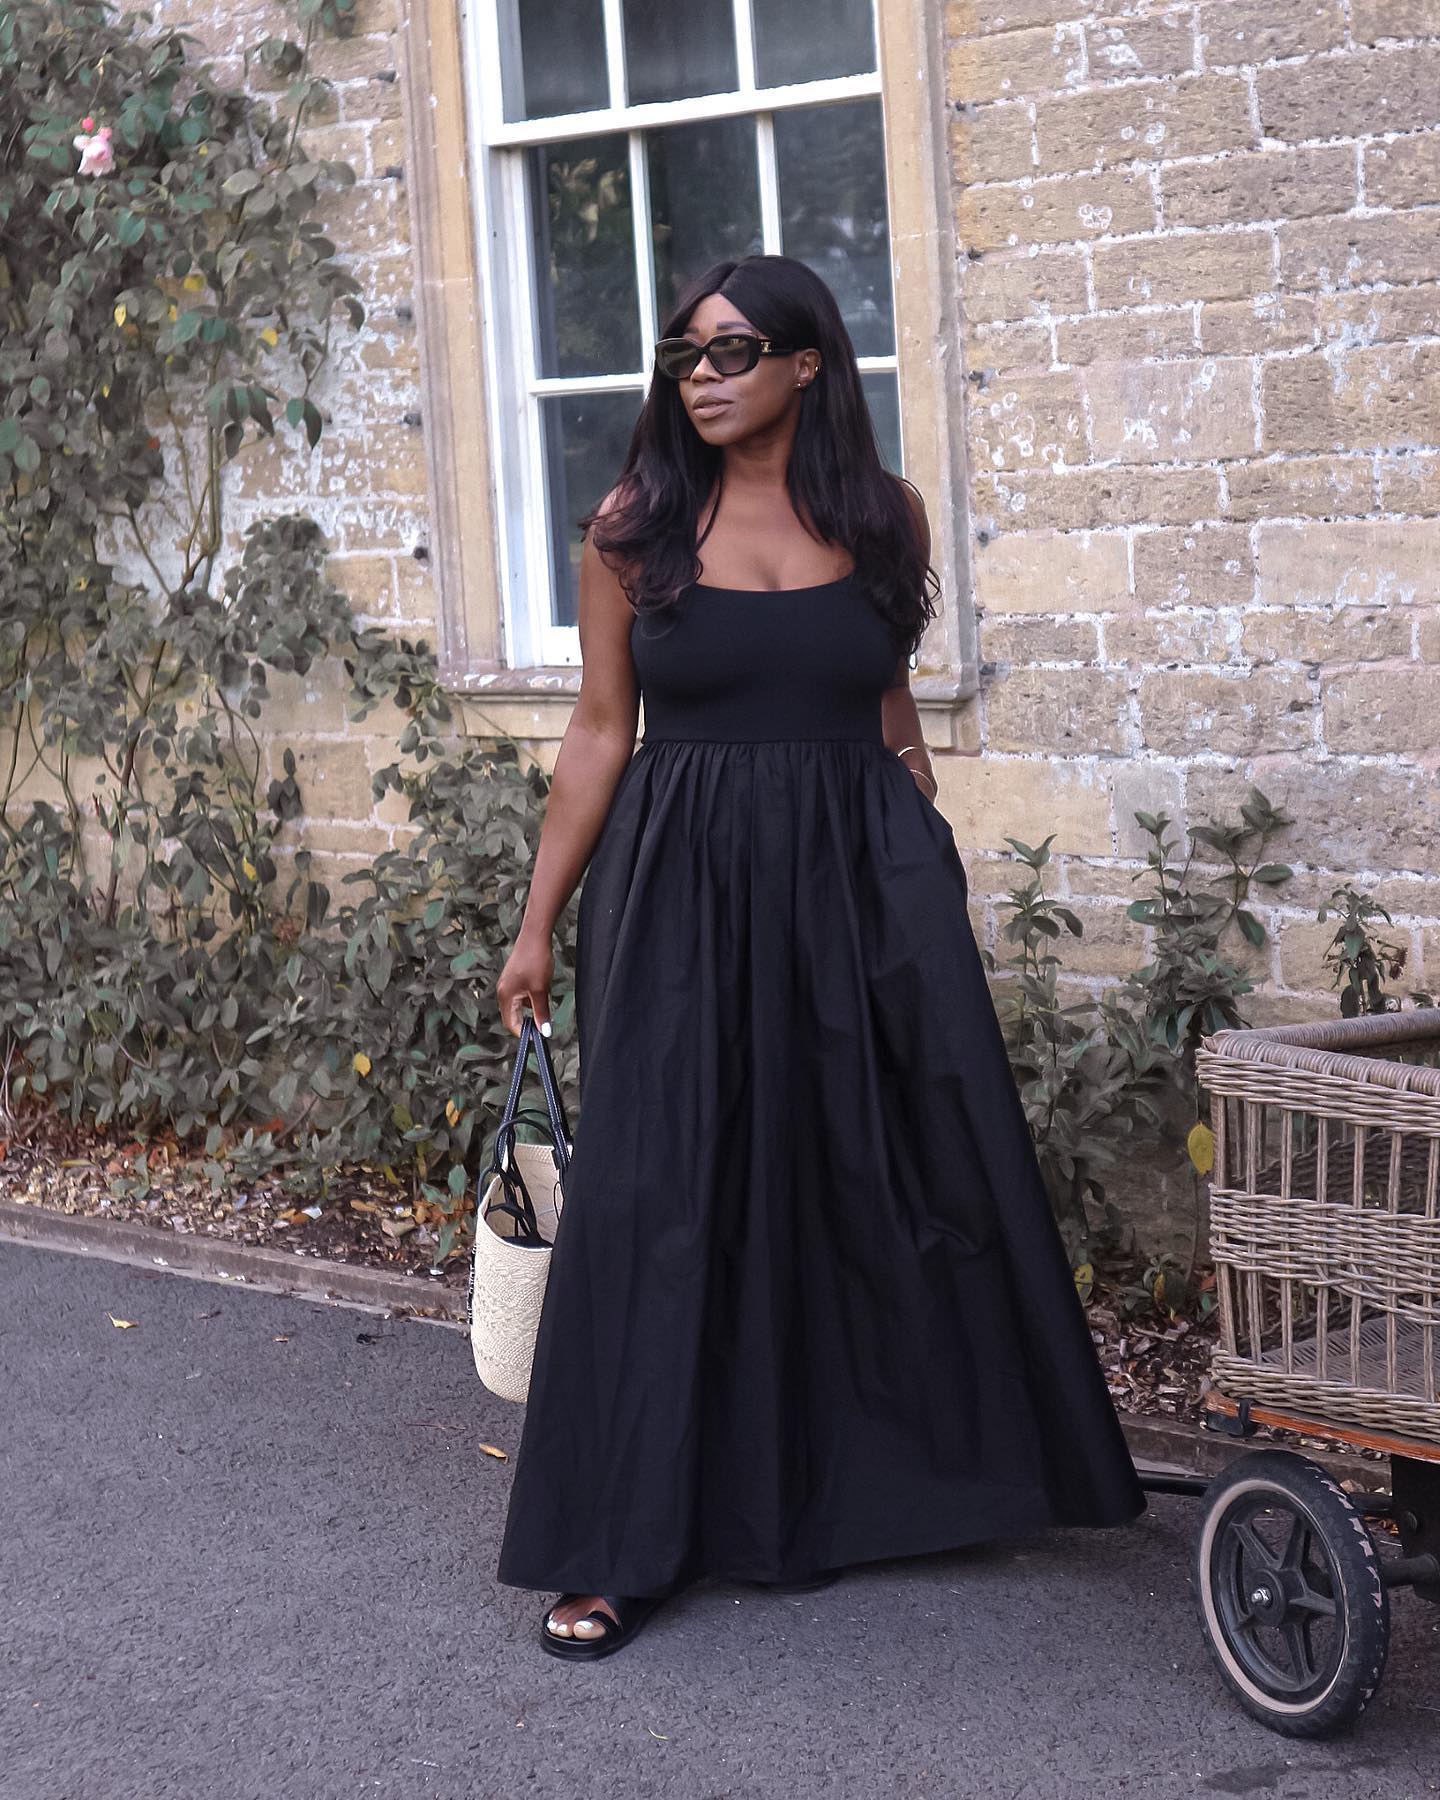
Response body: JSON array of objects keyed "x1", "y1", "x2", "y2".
[{"x1": 1196, "y1": 1010, "x2": 1440, "y2": 1445}]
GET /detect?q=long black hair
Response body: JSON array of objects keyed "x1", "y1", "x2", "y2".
[{"x1": 578, "y1": 253, "x2": 940, "y2": 660}]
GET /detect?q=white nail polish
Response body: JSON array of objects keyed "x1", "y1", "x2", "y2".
[{"x1": 540, "y1": 1021, "x2": 552, "y2": 1037}]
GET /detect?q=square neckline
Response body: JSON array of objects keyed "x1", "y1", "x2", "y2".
[{"x1": 689, "y1": 573, "x2": 855, "y2": 595}]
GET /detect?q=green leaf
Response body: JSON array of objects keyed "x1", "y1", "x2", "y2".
[{"x1": 1237, "y1": 909, "x2": 1266, "y2": 947}]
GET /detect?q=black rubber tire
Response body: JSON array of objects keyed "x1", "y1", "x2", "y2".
[{"x1": 1193, "y1": 1448, "x2": 1390, "y2": 1739}]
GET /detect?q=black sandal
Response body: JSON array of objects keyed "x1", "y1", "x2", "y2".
[{"x1": 539, "y1": 1591, "x2": 666, "y2": 1660}]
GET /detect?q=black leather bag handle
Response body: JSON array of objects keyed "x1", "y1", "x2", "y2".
[{"x1": 477, "y1": 1014, "x2": 575, "y2": 1248}]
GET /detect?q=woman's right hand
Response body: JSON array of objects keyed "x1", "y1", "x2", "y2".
[{"x1": 497, "y1": 928, "x2": 555, "y2": 1038}]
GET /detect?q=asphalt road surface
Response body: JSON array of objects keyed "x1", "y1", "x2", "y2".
[{"x1": 3, "y1": 1244, "x2": 1438, "y2": 1800}]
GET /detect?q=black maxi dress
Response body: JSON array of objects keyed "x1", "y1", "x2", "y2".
[{"x1": 495, "y1": 572, "x2": 1146, "y2": 1599}]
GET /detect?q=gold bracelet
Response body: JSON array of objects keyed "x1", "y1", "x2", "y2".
[{"x1": 894, "y1": 743, "x2": 938, "y2": 799}]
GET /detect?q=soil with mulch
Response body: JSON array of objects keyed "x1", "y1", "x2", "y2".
[
  {"x1": 0, "y1": 1105, "x2": 468, "y2": 1291},
  {"x1": 0, "y1": 1104, "x2": 1387, "y2": 1469}
]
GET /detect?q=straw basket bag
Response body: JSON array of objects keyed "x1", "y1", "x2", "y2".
[{"x1": 468, "y1": 1013, "x2": 574, "y2": 1402}]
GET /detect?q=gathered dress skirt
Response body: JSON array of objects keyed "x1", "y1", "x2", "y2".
[{"x1": 494, "y1": 573, "x2": 1146, "y2": 1598}]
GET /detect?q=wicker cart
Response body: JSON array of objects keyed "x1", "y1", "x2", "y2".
[{"x1": 1149, "y1": 1012, "x2": 1440, "y2": 1738}]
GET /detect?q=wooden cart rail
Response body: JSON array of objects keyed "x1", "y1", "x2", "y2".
[{"x1": 1204, "y1": 1389, "x2": 1440, "y2": 1470}]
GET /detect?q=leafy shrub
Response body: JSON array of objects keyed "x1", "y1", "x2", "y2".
[
  {"x1": 980, "y1": 832, "x2": 1170, "y2": 1272},
  {"x1": 0, "y1": 0, "x2": 578, "y2": 1259},
  {"x1": 1318, "y1": 883, "x2": 1435, "y2": 1016},
  {"x1": 982, "y1": 793, "x2": 1295, "y2": 1274},
  {"x1": 1120, "y1": 789, "x2": 1295, "y2": 1062}
]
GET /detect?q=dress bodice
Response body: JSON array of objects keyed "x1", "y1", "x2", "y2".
[{"x1": 630, "y1": 573, "x2": 900, "y2": 744}]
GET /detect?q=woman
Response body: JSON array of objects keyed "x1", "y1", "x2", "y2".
[{"x1": 493, "y1": 253, "x2": 1145, "y2": 1660}]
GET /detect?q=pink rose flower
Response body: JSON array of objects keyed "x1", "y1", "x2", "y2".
[{"x1": 74, "y1": 123, "x2": 114, "y2": 176}]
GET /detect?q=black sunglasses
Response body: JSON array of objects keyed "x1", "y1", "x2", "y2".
[{"x1": 652, "y1": 331, "x2": 797, "y2": 381}]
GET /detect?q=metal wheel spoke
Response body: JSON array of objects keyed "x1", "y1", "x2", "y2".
[
  {"x1": 1289, "y1": 1579, "x2": 1338, "y2": 1618},
  {"x1": 1281, "y1": 1618, "x2": 1319, "y2": 1683},
  {"x1": 1231, "y1": 1516, "x2": 1280, "y2": 1577},
  {"x1": 1279, "y1": 1512, "x2": 1309, "y2": 1571}
]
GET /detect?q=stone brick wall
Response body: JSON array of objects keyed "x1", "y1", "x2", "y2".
[
  {"x1": 943, "y1": 0, "x2": 1440, "y2": 1018},
  {"x1": 67, "y1": 0, "x2": 1440, "y2": 1021},
  {"x1": 108, "y1": 0, "x2": 491, "y2": 901}
]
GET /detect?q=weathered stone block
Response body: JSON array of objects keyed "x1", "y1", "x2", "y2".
[
  {"x1": 1087, "y1": 357, "x2": 1257, "y2": 462},
  {"x1": 1085, "y1": 12, "x2": 1197, "y2": 82},
  {"x1": 948, "y1": 23, "x2": 1084, "y2": 104},
  {"x1": 1134, "y1": 525, "x2": 1253, "y2": 607},
  {"x1": 950, "y1": 101, "x2": 1038, "y2": 186},
  {"x1": 937, "y1": 753, "x2": 1115, "y2": 857},
  {"x1": 1257, "y1": 520, "x2": 1440, "y2": 606},
  {"x1": 975, "y1": 528, "x2": 1131, "y2": 614},
  {"x1": 969, "y1": 370, "x2": 1088, "y2": 471},
  {"x1": 1092, "y1": 230, "x2": 1274, "y2": 309},
  {"x1": 1322, "y1": 669, "x2": 1440, "y2": 755},
  {"x1": 1058, "y1": 310, "x2": 1199, "y2": 365},
  {"x1": 1226, "y1": 456, "x2": 1372, "y2": 521},
  {"x1": 958, "y1": 169, "x2": 1156, "y2": 252},
  {"x1": 985, "y1": 667, "x2": 1132, "y2": 753},
  {"x1": 1198, "y1": 295, "x2": 1317, "y2": 357},
  {"x1": 1257, "y1": 44, "x2": 1440, "y2": 142},
  {"x1": 1035, "y1": 74, "x2": 1254, "y2": 174},
  {"x1": 1379, "y1": 453, "x2": 1440, "y2": 515},
  {"x1": 1109, "y1": 758, "x2": 1187, "y2": 857},
  {"x1": 1187, "y1": 761, "x2": 1440, "y2": 872},
  {"x1": 964, "y1": 250, "x2": 1090, "y2": 323},
  {"x1": 1365, "y1": 131, "x2": 1440, "y2": 210},
  {"x1": 1279, "y1": 213, "x2": 1440, "y2": 293},
  {"x1": 1262, "y1": 346, "x2": 1440, "y2": 456},
  {"x1": 1242, "y1": 606, "x2": 1412, "y2": 666},
  {"x1": 981, "y1": 615, "x2": 1101, "y2": 663},
  {"x1": 1162, "y1": 146, "x2": 1354, "y2": 230},
  {"x1": 971, "y1": 319, "x2": 1055, "y2": 374},
  {"x1": 1105, "y1": 610, "x2": 1238, "y2": 667},
  {"x1": 1138, "y1": 669, "x2": 1314, "y2": 754},
  {"x1": 273, "y1": 740, "x2": 378, "y2": 823},
  {"x1": 975, "y1": 465, "x2": 1224, "y2": 532},
  {"x1": 1195, "y1": 0, "x2": 1346, "y2": 65}
]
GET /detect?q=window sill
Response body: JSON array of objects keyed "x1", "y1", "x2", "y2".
[{"x1": 443, "y1": 663, "x2": 980, "y2": 704}]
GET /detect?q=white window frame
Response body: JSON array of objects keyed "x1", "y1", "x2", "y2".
[{"x1": 460, "y1": 0, "x2": 898, "y2": 669}]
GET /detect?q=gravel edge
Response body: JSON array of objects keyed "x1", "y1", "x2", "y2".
[
  {"x1": 0, "y1": 1198, "x2": 465, "y2": 1323},
  {"x1": 0, "y1": 1199, "x2": 1388, "y2": 1490}
]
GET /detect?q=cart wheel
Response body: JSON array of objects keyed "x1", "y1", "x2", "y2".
[{"x1": 1193, "y1": 1448, "x2": 1389, "y2": 1739}]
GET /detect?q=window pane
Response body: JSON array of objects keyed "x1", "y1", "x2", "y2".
[
  {"x1": 623, "y1": 0, "x2": 736, "y2": 105},
  {"x1": 775, "y1": 99, "x2": 893, "y2": 359},
  {"x1": 862, "y1": 371, "x2": 901, "y2": 476},
  {"x1": 540, "y1": 392, "x2": 644, "y2": 628},
  {"x1": 502, "y1": 0, "x2": 608, "y2": 121},
  {"x1": 753, "y1": 0, "x2": 876, "y2": 86},
  {"x1": 530, "y1": 135, "x2": 641, "y2": 379},
  {"x1": 648, "y1": 118, "x2": 763, "y2": 325}
]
